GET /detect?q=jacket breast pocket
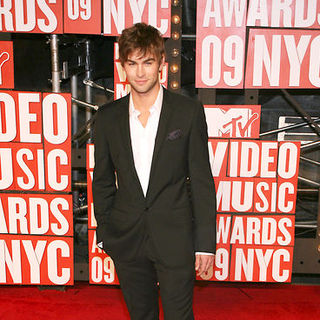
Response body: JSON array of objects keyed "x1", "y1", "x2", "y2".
[{"x1": 164, "y1": 135, "x2": 187, "y2": 154}]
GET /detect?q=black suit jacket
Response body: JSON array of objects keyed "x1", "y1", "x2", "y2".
[{"x1": 92, "y1": 89, "x2": 216, "y2": 268}]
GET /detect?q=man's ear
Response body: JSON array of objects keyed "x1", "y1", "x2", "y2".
[{"x1": 159, "y1": 54, "x2": 165, "y2": 72}]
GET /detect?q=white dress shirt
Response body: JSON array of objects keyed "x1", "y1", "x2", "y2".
[{"x1": 129, "y1": 86, "x2": 163, "y2": 196}]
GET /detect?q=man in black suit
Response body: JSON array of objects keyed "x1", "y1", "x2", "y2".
[{"x1": 93, "y1": 23, "x2": 216, "y2": 320}]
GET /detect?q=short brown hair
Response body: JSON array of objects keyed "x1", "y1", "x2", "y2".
[{"x1": 118, "y1": 23, "x2": 165, "y2": 65}]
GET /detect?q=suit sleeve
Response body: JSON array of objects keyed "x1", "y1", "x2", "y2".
[
  {"x1": 188, "y1": 101, "x2": 217, "y2": 254},
  {"x1": 92, "y1": 109, "x2": 116, "y2": 244}
]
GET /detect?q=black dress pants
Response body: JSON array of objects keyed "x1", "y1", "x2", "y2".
[{"x1": 114, "y1": 234, "x2": 195, "y2": 320}]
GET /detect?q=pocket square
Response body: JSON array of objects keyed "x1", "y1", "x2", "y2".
[{"x1": 167, "y1": 129, "x2": 182, "y2": 141}]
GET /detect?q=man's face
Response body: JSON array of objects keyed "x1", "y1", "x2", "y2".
[{"x1": 123, "y1": 50, "x2": 164, "y2": 96}]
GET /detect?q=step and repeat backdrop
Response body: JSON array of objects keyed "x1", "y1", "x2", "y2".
[{"x1": 1, "y1": 0, "x2": 316, "y2": 284}]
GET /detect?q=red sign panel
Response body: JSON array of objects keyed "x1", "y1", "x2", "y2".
[
  {"x1": 208, "y1": 139, "x2": 229, "y2": 178},
  {"x1": 0, "y1": 91, "x2": 71, "y2": 193},
  {"x1": 0, "y1": 42, "x2": 14, "y2": 89},
  {"x1": 229, "y1": 244, "x2": 294, "y2": 282},
  {"x1": 0, "y1": 234, "x2": 73, "y2": 285},
  {"x1": 0, "y1": 194, "x2": 73, "y2": 237},
  {"x1": 212, "y1": 140, "x2": 300, "y2": 214},
  {"x1": 205, "y1": 105, "x2": 261, "y2": 138},
  {"x1": 228, "y1": 215, "x2": 295, "y2": 247},
  {"x1": 0, "y1": 90, "x2": 72, "y2": 286},
  {"x1": 0, "y1": 0, "x2": 63, "y2": 34},
  {"x1": 196, "y1": 214, "x2": 295, "y2": 282},
  {"x1": 86, "y1": 143, "x2": 94, "y2": 171},
  {"x1": 87, "y1": 144, "x2": 96, "y2": 228},
  {"x1": 245, "y1": 29, "x2": 320, "y2": 88},
  {"x1": 253, "y1": 178, "x2": 278, "y2": 213},
  {"x1": 64, "y1": 0, "x2": 101, "y2": 34},
  {"x1": 247, "y1": 0, "x2": 320, "y2": 29},
  {"x1": 88, "y1": 229, "x2": 119, "y2": 285},
  {"x1": 42, "y1": 93, "x2": 71, "y2": 192},
  {"x1": 206, "y1": 135, "x2": 300, "y2": 282},
  {"x1": 11, "y1": 143, "x2": 45, "y2": 191},
  {"x1": 87, "y1": 144, "x2": 118, "y2": 285},
  {"x1": 0, "y1": 91, "x2": 43, "y2": 143},
  {"x1": 87, "y1": 169, "x2": 96, "y2": 229},
  {"x1": 196, "y1": 0, "x2": 247, "y2": 88},
  {"x1": 103, "y1": 0, "x2": 171, "y2": 37}
]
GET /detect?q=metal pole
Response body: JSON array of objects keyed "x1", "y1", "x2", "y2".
[
  {"x1": 181, "y1": 34, "x2": 196, "y2": 40},
  {"x1": 300, "y1": 139, "x2": 320, "y2": 151},
  {"x1": 295, "y1": 224, "x2": 317, "y2": 229},
  {"x1": 73, "y1": 181, "x2": 87, "y2": 188},
  {"x1": 300, "y1": 156, "x2": 320, "y2": 167},
  {"x1": 42, "y1": 34, "x2": 62, "y2": 290},
  {"x1": 83, "y1": 79, "x2": 114, "y2": 94},
  {"x1": 71, "y1": 75, "x2": 78, "y2": 136},
  {"x1": 316, "y1": 188, "x2": 320, "y2": 243},
  {"x1": 71, "y1": 97, "x2": 99, "y2": 111},
  {"x1": 259, "y1": 117, "x2": 320, "y2": 137},
  {"x1": 297, "y1": 188, "x2": 319, "y2": 194},
  {"x1": 298, "y1": 176, "x2": 320, "y2": 188},
  {"x1": 50, "y1": 34, "x2": 60, "y2": 93},
  {"x1": 281, "y1": 89, "x2": 320, "y2": 137},
  {"x1": 85, "y1": 40, "x2": 92, "y2": 133},
  {"x1": 72, "y1": 114, "x2": 97, "y2": 144},
  {"x1": 71, "y1": 75, "x2": 79, "y2": 212}
]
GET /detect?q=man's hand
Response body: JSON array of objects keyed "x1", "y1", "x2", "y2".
[{"x1": 195, "y1": 254, "x2": 215, "y2": 276}]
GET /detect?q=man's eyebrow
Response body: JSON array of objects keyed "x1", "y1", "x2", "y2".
[
  {"x1": 126, "y1": 57, "x2": 156, "y2": 63},
  {"x1": 143, "y1": 57, "x2": 156, "y2": 62}
]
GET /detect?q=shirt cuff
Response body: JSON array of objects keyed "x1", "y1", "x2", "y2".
[{"x1": 195, "y1": 252, "x2": 215, "y2": 256}]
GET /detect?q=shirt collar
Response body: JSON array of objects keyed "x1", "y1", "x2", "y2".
[{"x1": 129, "y1": 85, "x2": 163, "y2": 117}]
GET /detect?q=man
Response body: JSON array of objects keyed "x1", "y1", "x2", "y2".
[{"x1": 93, "y1": 23, "x2": 216, "y2": 320}]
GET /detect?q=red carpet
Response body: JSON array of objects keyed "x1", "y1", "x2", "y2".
[{"x1": 0, "y1": 282, "x2": 319, "y2": 320}]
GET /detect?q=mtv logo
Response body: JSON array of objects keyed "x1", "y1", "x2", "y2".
[{"x1": 204, "y1": 105, "x2": 261, "y2": 138}]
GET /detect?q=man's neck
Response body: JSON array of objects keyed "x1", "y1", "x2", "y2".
[{"x1": 131, "y1": 84, "x2": 161, "y2": 112}]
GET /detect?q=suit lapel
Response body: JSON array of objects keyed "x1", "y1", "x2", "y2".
[
  {"x1": 119, "y1": 95, "x2": 145, "y2": 198},
  {"x1": 146, "y1": 89, "x2": 173, "y2": 197}
]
